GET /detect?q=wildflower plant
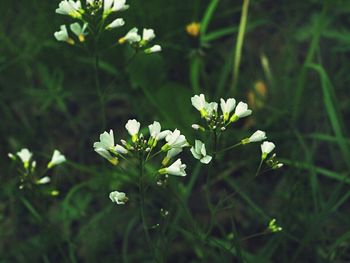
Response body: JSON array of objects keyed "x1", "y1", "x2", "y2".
[{"x1": 8, "y1": 148, "x2": 66, "y2": 196}]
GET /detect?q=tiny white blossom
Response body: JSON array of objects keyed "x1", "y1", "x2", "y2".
[
  {"x1": 106, "y1": 18, "x2": 125, "y2": 29},
  {"x1": 70, "y1": 22, "x2": 88, "y2": 42},
  {"x1": 93, "y1": 130, "x2": 119, "y2": 165},
  {"x1": 112, "y1": 0, "x2": 129, "y2": 12},
  {"x1": 162, "y1": 148, "x2": 183, "y2": 166},
  {"x1": 16, "y1": 148, "x2": 33, "y2": 169},
  {"x1": 230, "y1": 102, "x2": 252, "y2": 122},
  {"x1": 159, "y1": 158, "x2": 187, "y2": 177},
  {"x1": 115, "y1": 144, "x2": 128, "y2": 154},
  {"x1": 119, "y1": 27, "x2": 141, "y2": 44},
  {"x1": 148, "y1": 121, "x2": 170, "y2": 142},
  {"x1": 220, "y1": 98, "x2": 236, "y2": 121},
  {"x1": 109, "y1": 190, "x2": 128, "y2": 204},
  {"x1": 36, "y1": 176, "x2": 51, "y2": 185},
  {"x1": 125, "y1": 119, "x2": 141, "y2": 142},
  {"x1": 8, "y1": 153, "x2": 16, "y2": 160},
  {"x1": 191, "y1": 94, "x2": 207, "y2": 117},
  {"x1": 142, "y1": 28, "x2": 156, "y2": 42},
  {"x1": 162, "y1": 129, "x2": 188, "y2": 151},
  {"x1": 261, "y1": 141, "x2": 275, "y2": 159},
  {"x1": 56, "y1": 0, "x2": 82, "y2": 18},
  {"x1": 204, "y1": 102, "x2": 218, "y2": 117},
  {"x1": 190, "y1": 140, "x2": 212, "y2": 164},
  {"x1": 48, "y1": 150, "x2": 66, "y2": 168},
  {"x1": 144, "y1": 45, "x2": 162, "y2": 54},
  {"x1": 247, "y1": 130, "x2": 267, "y2": 143},
  {"x1": 54, "y1": 25, "x2": 75, "y2": 45}
]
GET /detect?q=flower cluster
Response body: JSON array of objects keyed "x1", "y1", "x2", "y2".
[
  {"x1": 54, "y1": 0, "x2": 161, "y2": 53},
  {"x1": 8, "y1": 148, "x2": 66, "y2": 194},
  {"x1": 191, "y1": 94, "x2": 252, "y2": 132},
  {"x1": 268, "y1": 218, "x2": 283, "y2": 233},
  {"x1": 93, "y1": 119, "x2": 189, "y2": 204},
  {"x1": 190, "y1": 94, "x2": 283, "y2": 169}
]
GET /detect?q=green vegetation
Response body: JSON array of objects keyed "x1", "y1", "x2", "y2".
[{"x1": 1, "y1": 0, "x2": 350, "y2": 262}]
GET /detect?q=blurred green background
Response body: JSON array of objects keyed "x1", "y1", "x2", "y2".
[{"x1": 1, "y1": 0, "x2": 350, "y2": 262}]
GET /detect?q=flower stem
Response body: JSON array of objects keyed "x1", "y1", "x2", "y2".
[
  {"x1": 93, "y1": 49, "x2": 106, "y2": 129},
  {"x1": 138, "y1": 155, "x2": 159, "y2": 262},
  {"x1": 216, "y1": 142, "x2": 242, "y2": 154}
]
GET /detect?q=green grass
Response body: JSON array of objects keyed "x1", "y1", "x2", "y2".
[{"x1": 1, "y1": 0, "x2": 350, "y2": 262}]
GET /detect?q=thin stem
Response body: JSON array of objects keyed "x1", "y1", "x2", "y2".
[
  {"x1": 255, "y1": 159, "x2": 264, "y2": 177},
  {"x1": 216, "y1": 142, "x2": 242, "y2": 154},
  {"x1": 240, "y1": 230, "x2": 270, "y2": 242},
  {"x1": 93, "y1": 52, "x2": 106, "y2": 129},
  {"x1": 138, "y1": 155, "x2": 159, "y2": 262}
]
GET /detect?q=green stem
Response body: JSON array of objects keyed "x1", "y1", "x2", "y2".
[
  {"x1": 216, "y1": 142, "x2": 242, "y2": 154},
  {"x1": 93, "y1": 52, "x2": 106, "y2": 129},
  {"x1": 231, "y1": 0, "x2": 250, "y2": 95},
  {"x1": 138, "y1": 156, "x2": 159, "y2": 262}
]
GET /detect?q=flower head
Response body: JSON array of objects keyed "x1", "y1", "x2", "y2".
[
  {"x1": 162, "y1": 129, "x2": 188, "y2": 151},
  {"x1": 48, "y1": 150, "x2": 66, "y2": 168},
  {"x1": 56, "y1": 0, "x2": 82, "y2": 18},
  {"x1": 54, "y1": 25, "x2": 75, "y2": 45},
  {"x1": 70, "y1": 22, "x2": 88, "y2": 42},
  {"x1": 162, "y1": 147, "x2": 182, "y2": 166},
  {"x1": 230, "y1": 102, "x2": 252, "y2": 122},
  {"x1": 93, "y1": 130, "x2": 119, "y2": 165},
  {"x1": 106, "y1": 18, "x2": 125, "y2": 29},
  {"x1": 191, "y1": 94, "x2": 207, "y2": 117},
  {"x1": 118, "y1": 27, "x2": 141, "y2": 44},
  {"x1": 159, "y1": 158, "x2": 187, "y2": 177},
  {"x1": 125, "y1": 119, "x2": 140, "y2": 142},
  {"x1": 36, "y1": 176, "x2": 51, "y2": 185},
  {"x1": 268, "y1": 218, "x2": 282, "y2": 233},
  {"x1": 109, "y1": 190, "x2": 128, "y2": 204},
  {"x1": 190, "y1": 140, "x2": 212, "y2": 164},
  {"x1": 220, "y1": 98, "x2": 236, "y2": 121},
  {"x1": 186, "y1": 22, "x2": 200, "y2": 37},
  {"x1": 148, "y1": 121, "x2": 170, "y2": 147},
  {"x1": 16, "y1": 148, "x2": 33, "y2": 169},
  {"x1": 204, "y1": 102, "x2": 218, "y2": 117},
  {"x1": 242, "y1": 130, "x2": 267, "y2": 144},
  {"x1": 104, "y1": 0, "x2": 129, "y2": 17},
  {"x1": 142, "y1": 28, "x2": 156, "y2": 42},
  {"x1": 261, "y1": 141, "x2": 275, "y2": 160},
  {"x1": 144, "y1": 45, "x2": 162, "y2": 54}
]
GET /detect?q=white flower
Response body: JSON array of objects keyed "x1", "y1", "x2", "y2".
[
  {"x1": 204, "y1": 102, "x2": 218, "y2": 117},
  {"x1": 70, "y1": 22, "x2": 88, "y2": 42},
  {"x1": 162, "y1": 129, "x2": 188, "y2": 151},
  {"x1": 16, "y1": 148, "x2": 33, "y2": 169},
  {"x1": 220, "y1": 98, "x2": 236, "y2": 121},
  {"x1": 191, "y1": 94, "x2": 207, "y2": 117},
  {"x1": 54, "y1": 25, "x2": 75, "y2": 45},
  {"x1": 115, "y1": 144, "x2": 128, "y2": 154},
  {"x1": 125, "y1": 119, "x2": 140, "y2": 142},
  {"x1": 144, "y1": 45, "x2": 162, "y2": 54},
  {"x1": 119, "y1": 27, "x2": 141, "y2": 44},
  {"x1": 94, "y1": 129, "x2": 115, "y2": 150},
  {"x1": 162, "y1": 148, "x2": 182, "y2": 166},
  {"x1": 48, "y1": 150, "x2": 66, "y2": 168},
  {"x1": 159, "y1": 158, "x2": 187, "y2": 176},
  {"x1": 148, "y1": 121, "x2": 170, "y2": 142},
  {"x1": 142, "y1": 28, "x2": 156, "y2": 42},
  {"x1": 230, "y1": 102, "x2": 252, "y2": 122},
  {"x1": 56, "y1": 0, "x2": 82, "y2": 18},
  {"x1": 261, "y1": 141, "x2": 275, "y2": 159},
  {"x1": 190, "y1": 140, "x2": 212, "y2": 164},
  {"x1": 36, "y1": 176, "x2": 51, "y2": 185},
  {"x1": 112, "y1": 0, "x2": 129, "y2": 12},
  {"x1": 109, "y1": 190, "x2": 128, "y2": 204},
  {"x1": 244, "y1": 130, "x2": 267, "y2": 144},
  {"x1": 93, "y1": 130, "x2": 119, "y2": 165},
  {"x1": 106, "y1": 18, "x2": 125, "y2": 29}
]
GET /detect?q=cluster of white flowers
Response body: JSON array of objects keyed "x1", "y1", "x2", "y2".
[
  {"x1": 118, "y1": 28, "x2": 162, "y2": 54},
  {"x1": 54, "y1": 0, "x2": 161, "y2": 53},
  {"x1": 191, "y1": 94, "x2": 252, "y2": 132},
  {"x1": 190, "y1": 94, "x2": 283, "y2": 169},
  {"x1": 93, "y1": 119, "x2": 189, "y2": 204},
  {"x1": 8, "y1": 148, "x2": 66, "y2": 191}
]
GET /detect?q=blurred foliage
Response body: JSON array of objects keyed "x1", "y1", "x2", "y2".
[{"x1": 1, "y1": 0, "x2": 350, "y2": 262}]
